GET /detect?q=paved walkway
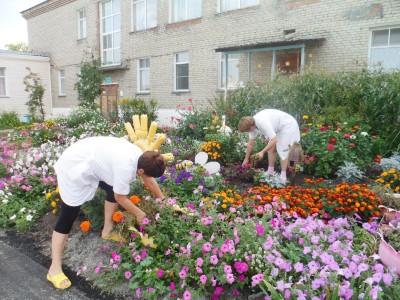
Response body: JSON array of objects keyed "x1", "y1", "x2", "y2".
[{"x1": 0, "y1": 236, "x2": 90, "y2": 300}]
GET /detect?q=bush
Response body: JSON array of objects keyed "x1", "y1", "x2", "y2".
[
  {"x1": 0, "y1": 111, "x2": 22, "y2": 129},
  {"x1": 119, "y1": 97, "x2": 158, "y2": 125}
]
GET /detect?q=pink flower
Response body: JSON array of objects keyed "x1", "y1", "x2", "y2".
[
  {"x1": 255, "y1": 224, "x2": 265, "y2": 236},
  {"x1": 183, "y1": 290, "x2": 191, "y2": 300},
  {"x1": 141, "y1": 249, "x2": 147, "y2": 259},
  {"x1": 124, "y1": 271, "x2": 132, "y2": 279},
  {"x1": 196, "y1": 257, "x2": 204, "y2": 267},
  {"x1": 344, "y1": 133, "x2": 351, "y2": 138},
  {"x1": 320, "y1": 126, "x2": 327, "y2": 132},
  {"x1": 157, "y1": 269, "x2": 164, "y2": 278},
  {"x1": 327, "y1": 144, "x2": 335, "y2": 151},
  {"x1": 202, "y1": 242, "x2": 212, "y2": 252},
  {"x1": 142, "y1": 218, "x2": 149, "y2": 225},
  {"x1": 234, "y1": 261, "x2": 248, "y2": 274},
  {"x1": 210, "y1": 255, "x2": 219, "y2": 265},
  {"x1": 226, "y1": 273, "x2": 235, "y2": 284},
  {"x1": 224, "y1": 265, "x2": 232, "y2": 274},
  {"x1": 199, "y1": 275, "x2": 207, "y2": 284},
  {"x1": 170, "y1": 281, "x2": 176, "y2": 291},
  {"x1": 189, "y1": 123, "x2": 194, "y2": 129}
]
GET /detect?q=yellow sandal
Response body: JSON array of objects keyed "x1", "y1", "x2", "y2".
[
  {"x1": 47, "y1": 272, "x2": 71, "y2": 289},
  {"x1": 101, "y1": 232, "x2": 124, "y2": 242}
]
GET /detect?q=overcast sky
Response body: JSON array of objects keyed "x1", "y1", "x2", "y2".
[{"x1": 0, "y1": 0, "x2": 46, "y2": 49}]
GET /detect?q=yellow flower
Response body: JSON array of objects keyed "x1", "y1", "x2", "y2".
[
  {"x1": 303, "y1": 115, "x2": 309, "y2": 120},
  {"x1": 51, "y1": 201, "x2": 57, "y2": 208},
  {"x1": 52, "y1": 209, "x2": 58, "y2": 214},
  {"x1": 45, "y1": 192, "x2": 52, "y2": 200}
]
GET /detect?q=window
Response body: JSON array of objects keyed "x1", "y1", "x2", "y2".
[
  {"x1": 170, "y1": 0, "x2": 201, "y2": 23},
  {"x1": 219, "y1": 53, "x2": 240, "y2": 89},
  {"x1": 174, "y1": 52, "x2": 189, "y2": 91},
  {"x1": 78, "y1": 9, "x2": 87, "y2": 39},
  {"x1": 133, "y1": 0, "x2": 156, "y2": 31},
  {"x1": 101, "y1": 0, "x2": 121, "y2": 66},
  {"x1": 138, "y1": 58, "x2": 150, "y2": 92},
  {"x1": 0, "y1": 68, "x2": 6, "y2": 96},
  {"x1": 58, "y1": 69, "x2": 66, "y2": 96},
  {"x1": 370, "y1": 27, "x2": 400, "y2": 71},
  {"x1": 220, "y1": 0, "x2": 259, "y2": 12}
]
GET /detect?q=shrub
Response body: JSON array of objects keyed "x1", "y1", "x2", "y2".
[
  {"x1": 0, "y1": 111, "x2": 22, "y2": 129},
  {"x1": 335, "y1": 161, "x2": 365, "y2": 183},
  {"x1": 74, "y1": 59, "x2": 103, "y2": 108},
  {"x1": 119, "y1": 97, "x2": 158, "y2": 125}
]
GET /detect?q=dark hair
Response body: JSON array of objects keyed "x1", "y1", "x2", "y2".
[{"x1": 137, "y1": 151, "x2": 166, "y2": 177}]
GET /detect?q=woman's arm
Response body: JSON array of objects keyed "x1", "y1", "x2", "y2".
[{"x1": 243, "y1": 138, "x2": 256, "y2": 165}]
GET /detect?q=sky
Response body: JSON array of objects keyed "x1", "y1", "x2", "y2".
[{"x1": 0, "y1": 0, "x2": 46, "y2": 49}]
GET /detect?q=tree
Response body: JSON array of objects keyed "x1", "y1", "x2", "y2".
[
  {"x1": 5, "y1": 43, "x2": 29, "y2": 52},
  {"x1": 23, "y1": 68, "x2": 46, "y2": 122},
  {"x1": 74, "y1": 59, "x2": 104, "y2": 108}
]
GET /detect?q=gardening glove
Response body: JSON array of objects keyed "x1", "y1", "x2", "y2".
[
  {"x1": 124, "y1": 114, "x2": 174, "y2": 161},
  {"x1": 128, "y1": 225, "x2": 158, "y2": 249}
]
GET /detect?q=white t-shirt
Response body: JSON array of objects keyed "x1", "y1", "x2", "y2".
[
  {"x1": 54, "y1": 136, "x2": 143, "y2": 206},
  {"x1": 248, "y1": 109, "x2": 300, "y2": 160}
]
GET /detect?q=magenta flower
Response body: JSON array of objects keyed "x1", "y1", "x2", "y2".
[
  {"x1": 251, "y1": 273, "x2": 264, "y2": 287},
  {"x1": 327, "y1": 144, "x2": 335, "y2": 151},
  {"x1": 169, "y1": 281, "x2": 176, "y2": 291},
  {"x1": 255, "y1": 224, "x2": 265, "y2": 236},
  {"x1": 157, "y1": 269, "x2": 164, "y2": 278},
  {"x1": 111, "y1": 251, "x2": 121, "y2": 262},
  {"x1": 234, "y1": 261, "x2": 248, "y2": 274},
  {"x1": 199, "y1": 275, "x2": 207, "y2": 284},
  {"x1": 202, "y1": 242, "x2": 212, "y2": 252},
  {"x1": 196, "y1": 257, "x2": 204, "y2": 267},
  {"x1": 141, "y1": 249, "x2": 147, "y2": 259}
]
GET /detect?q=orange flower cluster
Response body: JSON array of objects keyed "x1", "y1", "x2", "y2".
[
  {"x1": 112, "y1": 211, "x2": 124, "y2": 223},
  {"x1": 201, "y1": 141, "x2": 222, "y2": 161},
  {"x1": 80, "y1": 220, "x2": 91, "y2": 232},
  {"x1": 205, "y1": 189, "x2": 244, "y2": 210},
  {"x1": 129, "y1": 195, "x2": 141, "y2": 205},
  {"x1": 245, "y1": 179, "x2": 381, "y2": 221}
]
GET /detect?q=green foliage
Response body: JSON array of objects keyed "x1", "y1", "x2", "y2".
[
  {"x1": 0, "y1": 111, "x2": 22, "y2": 129},
  {"x1": 160, "y1": 135, "x2": 200, "y2": 162},
  {"x1": 74, "y1": 59, "x2": 104, "y2": 108},
  {"x1": 5, "y1": 42, "x2": 29, "y2": 52},
  {"x1": 56, "y1": 106, "x2": 107, "y2": 128},
  {"x1": 119, "y1": 97, "x2": 158, "y2": 124},
  {"x1": 81, "y1": 190, "x2": 107, "y2": 231},
  {"x1": 211, "y1": 68, "x2": 400, "y2": 154},
  {"x1": 23, "y1": 67, "x2": 46, "y2": 122}
]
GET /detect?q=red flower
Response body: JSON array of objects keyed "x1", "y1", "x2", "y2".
[
  {"x1": 320, "y1": 126, "x2": 327, "y2": 132},
  {"x1": 330, "y1": 138, "x2": 337, "y2": 144},
  {"x1": 349, "y1": 143, "x2": 356, "y2": 148},
  {"x1": 187, "y1": 106, "x2": 193, "y2": 111},
  {"x1": 303, "y1": 128, "x2": 308, "y2": 132},
  {"x1": 343, "y1": 133, "x2": 351, "y2": 138},
  {"x1": 188, "y1": 98, "x2": 193, "y2": 103},
  {"x1": 327, "y1": 144, "x2": 335, "y2": 151}
]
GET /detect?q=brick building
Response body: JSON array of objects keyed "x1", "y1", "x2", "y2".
[{"x1": 22, "y1": 0, "x2": 400, "y2": 123}]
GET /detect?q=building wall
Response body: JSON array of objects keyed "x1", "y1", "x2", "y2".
[
  {"x1": 24, "y1": 0, "x2": 400, "y2": 113},
  {"x1": 0, "y1": 52, "x2": 52, "y2": 120}
]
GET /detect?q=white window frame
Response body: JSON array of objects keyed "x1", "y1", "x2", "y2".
[
  {"x1": 170, "y1": 0, "x2": 201, "y2": 23},
  {"x1": 58, "y1": 69, "x2": 66, "y2": 96},
  {"x1": 137, "y1": 58, "x2": 150, "y2": 93},
  {"x1": 218, "y1": 53, "x2": 240, "y2": 89},
  {"x1": 78, "y1": 9, "x2": 87, "y2": 39},
  {"x1": 0, "y1": 68, "x2": 7, "y2": 97},
  {"x1": 174, "y1": 52, "x2": 189, "y2": 92},
  {"x1": 369, "y1": 27, "x2": 400, "y2": 71},
  {"x1": 100, "y1": 0, "x2": 121, "y2": 66},
  {"x1": 132, "y1": 0, "x2": 157, "y2": 31},
  {"x1": 219, "y1": 0, "x2": 259, "y2": 13}
]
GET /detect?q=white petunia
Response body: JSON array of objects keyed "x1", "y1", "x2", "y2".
[
  {"x1": 20, "y1": 207, "x2": 26, "y2": 213},
  {"x1": 26, "y1": 214, "x2": 33, "y2": 221},
  {"x1": 10, "y1": 215, "x2": 16, "y2": 220},
  {"x1": 350, "y1": 135, "x2": 356, "y2": 139},
  {"x1": 360, "y1": 132, "x2": 368, "y2": 136},
  {"x1": 2, "y1": 199, "x2": 8, "y2": 204}
]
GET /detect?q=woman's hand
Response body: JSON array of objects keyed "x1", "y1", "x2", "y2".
[{"x1": 257, "y1": 151, "x2": 265, "y2": 160}]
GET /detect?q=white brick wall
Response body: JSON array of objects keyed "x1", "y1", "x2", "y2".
[{"x1": 23, "y1": 0, "x2": 400, "y2": 115}]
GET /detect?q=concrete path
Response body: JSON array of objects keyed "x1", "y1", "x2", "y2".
[{"x1": 0, "y1": 239, "x2": 90, "y2": 300}]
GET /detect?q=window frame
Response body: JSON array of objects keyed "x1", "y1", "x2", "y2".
[
  {"x1": 369, "y1": 27, "x2": 400, "y2": 71},
  {"x1": 132, "y1": 0, "x2": 157, "y2": 31},
  {"x1": 0, "y1": 67, "x2": 7, "y2": 97},
  {"x1": 100, "y1": 0, "x2": 121, "y2": 66},
  {"x1": 169, "y1": 0, "x2": 201, "y2": 23},
  {"x1": 174, "y1": 52, "x2": 189, "y2": 92},
  {"x1": 78, "y1": 8, "x2": 87, "y2": 39},
  {"x1": 137, "y1": 58, "x2": 151, "y2": 93},
  {"x1": 58, "y1": 69, "x2": 66, "y2": 96},
  {"x1": 219, "y1": 0, "x2": 259, "y2": 13},
  {"x1": 218, "y1": 53, "x2": 240, "y2": 90}
]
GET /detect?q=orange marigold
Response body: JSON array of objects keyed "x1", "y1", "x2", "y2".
[
  {"x1": 129, "y1": 195, "x2": 141, "y2": 205},
  {"x1": 80, "y1": 221, "x2": 91, "y2": 232},
  {"x1": 113, "y1": 211, "x2": 124, "y2": 223}
]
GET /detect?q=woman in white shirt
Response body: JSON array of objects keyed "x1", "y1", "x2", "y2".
[
  {"x1": 47, "y1": 136, "x2": 166, "y2": 289},
  {"x1": 238, "y1": 109, "x2": 300, "y2": 181}
]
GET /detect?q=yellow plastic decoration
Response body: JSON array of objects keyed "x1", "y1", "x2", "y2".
[
  {"x1": 129, "y1": 225, "x2": 157, "y2": 249},
  {"x1": 125, "y1": 114, "x2": 174, "y2": 161}
]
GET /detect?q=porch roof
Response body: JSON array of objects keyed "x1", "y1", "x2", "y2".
[{"x1": 215, "y1": 37, "x2": 326, "y2": 53}]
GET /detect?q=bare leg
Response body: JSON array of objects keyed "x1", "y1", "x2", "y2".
[
  {"x1": 267, "y1": 146, "x2": 277, "y2": 169},
  {"x1": 280, "y1": 158, "x2": 289, "y2": 181},
  {"x1": 48, "y1": 231, "x2": 70, "y2": 287},
  {"x1": 102, "y1": 200, "x2": 118, "y2": 237}
]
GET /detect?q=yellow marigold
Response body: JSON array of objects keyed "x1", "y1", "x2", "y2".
[
  {"x1": 52, "y1": 209, "x2": 58, "y2": 214},
  {"x1": 80, "y1": 220, "x2": 91, "y2": 232},
  {"x1": 55, "y1": 186, "x2": 60, "y2": 193},
  {"x1": 221, "y1": 204, "x2": 227, "y2": 209},
  {"x1": 51, "y1": 201, "x2": 57, "y2": 208},
  {"x1": 113, "y1": 211, "x2": 124, "y2": 223},
  {"x1": 45, "y1": 192, "x2": 52, "y2": 200}
]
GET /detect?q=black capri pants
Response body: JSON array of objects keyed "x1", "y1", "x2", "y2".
[{"x1": 54, "y1": 181, "x2": 116, "y2": 234}]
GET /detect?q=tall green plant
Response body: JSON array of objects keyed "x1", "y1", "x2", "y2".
[
  {"x1": 119, "y1": 97, "x2": 158, "y2": 124},
  {"x1": 74, "y1": 59, "x2": 104, "y2": 108},
  {"x1": 23, "y1": 67, "x2": 46, "y2": 122}
]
